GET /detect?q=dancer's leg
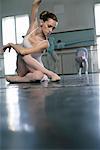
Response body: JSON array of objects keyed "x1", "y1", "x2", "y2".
[
  {"x1": 23, "y1": 55, "x2": 61, "y2": 81},
  {"x1": 76, "y1": 57, "x2": 82, "y2": 75},
  {"x1": 6, "y1": 70, "x2": 44, "y2": 83},
  {"x1": 6, "y1": 55, "x2": 44, "y2": 83},
  {"x1": 84, "y1": 59, "x2": 88, "y2": 75},
  {"x1": 16, "y1": 54, "x2": 29, "y2": 76}
]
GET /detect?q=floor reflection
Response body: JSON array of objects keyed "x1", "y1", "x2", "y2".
[
  {"x1": 6, "y1": 88, "x2": 21, "y2": 131},
  {"x1": 0, "y1": 73, "x2": 100, "y2": 149}
]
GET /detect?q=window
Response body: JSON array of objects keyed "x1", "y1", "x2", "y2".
[
  {"x1": 15, "y1": 15, "x2": 29, "y2": 44},
  {"x1": 94, "y1": 4, "x2": 100, "y2": 36},
  {"x1": 94, "y1": 4, "x2": 100, "y2": 69},
  {"x1": 2, "y1": 15, "x2": 29, "y2": 75}
]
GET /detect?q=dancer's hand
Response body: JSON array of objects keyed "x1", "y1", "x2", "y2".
[
  {"x1": 3, "y1": 43, "x2": 11, "y2": 52},
  {"x1": 7, "y1": 43, "x2": 12, "y2": 52},
  {"x1": 33, "y1": 0, "x2": 42, "y2": 4},
  {"x1": 0, "y1": 43, "x2": 11, "y2": 54}
]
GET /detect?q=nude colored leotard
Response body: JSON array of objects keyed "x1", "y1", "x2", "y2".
[{"x1": 22, "y1": 28, "x2": 49, "y2": 81}]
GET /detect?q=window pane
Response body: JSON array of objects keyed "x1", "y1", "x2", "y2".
[
  {"x1": 97, "y1": 37, "x2": 100, "y2": 68},
  {"x1": 95, "y1": 4, "x2": 100, "y2": 70},
  {"x1": 16, "y1": 15, "x2": 29, "y2": 44},
  {"x1": 95, "y1": 4, "x2": 100, "y2": 35},
  {"x1": 2, "y1": 16, "x2": 16, "y2": 75},
  {"x1": 2, "y1": 16, "x2": 16, "y2": 44}
]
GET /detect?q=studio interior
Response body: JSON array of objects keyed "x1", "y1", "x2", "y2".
[{"x1": 0, "y1": 0, "x2": 100, "y2": 149}]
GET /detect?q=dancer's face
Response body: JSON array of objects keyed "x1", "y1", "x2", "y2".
[{"x1": 41, "y1": 18, "x2": 58, "y2": 37}]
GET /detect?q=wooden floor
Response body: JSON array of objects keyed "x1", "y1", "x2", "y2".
[{"x1": 0, "y1": 73, "x2": 100, "y2": 150}]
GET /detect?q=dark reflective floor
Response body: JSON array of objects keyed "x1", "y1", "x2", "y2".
[{"x1": 0, "y1": 73, "x2": 100, "y2": 150}]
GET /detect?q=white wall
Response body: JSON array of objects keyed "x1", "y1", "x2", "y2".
[
  {"x1": 94, "y1": 0, "x2": 100, "y2": 3},
  {"x1": 0, "y1": 0, "x2": 2, "y2": 45},
  {"x1": 1, "y1": 0, "x2": 32, "y2": 17},
  {"x1": 43, "y1": 0, "x2": 95, "y2": 32},
  {"x1": 1, "y1": 0, "x2": 98, "y2": 32},
  {"x1": 0, "y1": 0, "x2": 100, "y2": 42}
]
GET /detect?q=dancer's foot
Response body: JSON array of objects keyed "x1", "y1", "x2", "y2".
[
  {"x1": 50, "y1": 73, "x2": 61, "y2": 82},
  {"x1": 6, "y1": 75, "x2": 30, "y2": 83},
  {"x1": 6, "y1": 75, "x2": 41, "y2": 83}
]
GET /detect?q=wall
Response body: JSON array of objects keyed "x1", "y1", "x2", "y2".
[
  {"x1": 0, "y1": 0, "x2": 98, "y2": 42},
  {"x1": 1, "y1": 0, "x2": 96, "y2": 32},
  {"x1": 54, "y1": 0, "x2": 94, "y2": 32},
  {"x1": 51, "y1": 28, "x2": 96, "y2": 49},
  {"x1": 40, "y1": 0, "x2": 95, "y2": 32},
  {"x1": 0, "y1": 0, "x2": 2, "y2": 45},
  {"x1": 94, "y1": 0, "x2": 100, "y2": 3},
  {"x1": 1, "y1": 0, "x2": 32, "y2": 17}
]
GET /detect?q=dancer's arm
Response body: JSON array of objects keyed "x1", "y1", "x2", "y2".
[
  {"x1": 1, "y1": 0, "x2": 42, "y2": 54},
  {"x1": 27, "y1": 0, "x2": 42, "y2": 34},
  {"x1": 9, "y1": 41, "x2": 49, "y2": 55}
]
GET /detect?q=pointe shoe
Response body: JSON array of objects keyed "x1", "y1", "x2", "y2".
[{"x1": 51, "y1": 75, "x2": 61, "y2": 82}]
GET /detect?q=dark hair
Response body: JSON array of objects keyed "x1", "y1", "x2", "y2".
[{"x1": 40, "y1": 11, "x2": 58, "y2": 22}]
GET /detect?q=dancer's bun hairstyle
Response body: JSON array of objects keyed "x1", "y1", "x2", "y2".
[{"x1": 40, "y1": 11, "x2": 58, "y2": 22}]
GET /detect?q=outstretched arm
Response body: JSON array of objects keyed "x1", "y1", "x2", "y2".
[
  {"x1": 9, "y1": 41, "x2": 49, "y2": 55},
  {"x1": 27, "y1": 0, "x2": 42, "y2": 33}
]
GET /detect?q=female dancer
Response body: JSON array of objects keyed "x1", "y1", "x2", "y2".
[{"x1": 1, "y1": 0, "x2": 61, "y2": 83}]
